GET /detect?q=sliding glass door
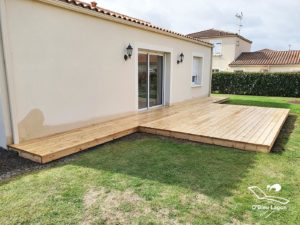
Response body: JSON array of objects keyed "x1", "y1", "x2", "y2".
[
  {"x1": 138, "y1": 53, "x2": 148, "y2": 109},
  {"x1": 138, "y1": 52, "x2": 163, "y2": 110}
]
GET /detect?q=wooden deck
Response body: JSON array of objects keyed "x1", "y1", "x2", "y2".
[{"x1": 9, "y1": 97, "x2": 289, "y2": 163}]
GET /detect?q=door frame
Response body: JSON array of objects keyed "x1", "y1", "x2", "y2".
[
  {"x1": 134, "y1": 43, "x2": 173, "y2": 111},
  {"x1": 138, "y1": 50, "x2": 166, "y2": 111}
]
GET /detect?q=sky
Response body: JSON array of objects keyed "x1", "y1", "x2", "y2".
[{"x1": 93, "y1": 0, "x2": 300, "y2": 51}]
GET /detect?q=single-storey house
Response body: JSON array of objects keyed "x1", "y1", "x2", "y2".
[
  {"x1": 0, "y1": 0, "x2": 213, "y2": 148},
  {"x1": 229, "y1": 49, "x2": 300, "y2": 72}
]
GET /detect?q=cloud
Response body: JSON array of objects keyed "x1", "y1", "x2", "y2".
[{"x1": 94, "y1": 0, "x2": 300, "y2": 51}]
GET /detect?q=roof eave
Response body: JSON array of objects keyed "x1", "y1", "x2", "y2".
[
  {"x1": 229, "y1": 63, "x2": 300, "y2": 67},
  {"x1": 36, "y1": 0, "x2": 213, "y2": 48},
  {"x1": 192, "y1": 35, "x2": 252, "y2": 44}
]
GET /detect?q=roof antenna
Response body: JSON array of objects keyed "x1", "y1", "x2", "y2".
[
  {"x1": 289, "y1": 44, "x2": 291, "y2": 51},
  {"x1": 235, "y1": 12, "x2": 243, "y2": 35}
]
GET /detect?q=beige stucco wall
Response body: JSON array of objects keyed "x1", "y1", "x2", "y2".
[
  {"x1": 3, "y1": 0, "x2": 212, "y2": 143},
  {"x1": 269, "y1": 65, "x2": 300, "y2": 72},
  {"x1": 0, "y1": 17, "x2": 12, "y2": 148},
  {"x1": 199, "y1": 36, "x2": 251, "y2": 72},
  {"x1": 230, "y1": 65, "x2": 300, "y2": 72},
  {"x1": 235, "y1": 38, "x2": 251, "y2": 59},
  {"x1": 211, "y1": 37, "x2": 236, "y2": 72}
]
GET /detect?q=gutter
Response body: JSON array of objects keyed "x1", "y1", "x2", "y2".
[{"x1": 0, "y1": 0, "x2": 19, "y2": 144}]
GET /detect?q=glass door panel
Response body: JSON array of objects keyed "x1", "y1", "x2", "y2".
[
  {"x1": 138, "y1": 52, "x2": 163, "y2": 109},
  {"x1": 138, "y1": 53, "x2": 148, "y2": 109},
  {"x1": 149, "y1": 55, "x2": 163, "y2": 107}
]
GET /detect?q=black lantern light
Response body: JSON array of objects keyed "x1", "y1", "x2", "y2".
[
  {"x1": 177, "y1": 53, "x2": 184, "y2": 64},
  {"x1": 124, "y1": 44, "x2": 133, "y2": 60}
]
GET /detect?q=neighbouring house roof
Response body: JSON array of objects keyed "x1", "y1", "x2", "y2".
[
  {"x1": 44, "y1": 0, "x2": 212, "y2": 47},
  {"x1": 257, "y1": 48, "x2": 274, "y2": 52},
  {"x1": 229, "y1": 49, "x2": 300, "y2": 66},
  {"x1": 187, "y1": 28, "x2": 252, "y2": 44}
]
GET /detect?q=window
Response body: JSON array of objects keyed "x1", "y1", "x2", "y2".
[
  {"x1": 211, "y1": 40, "x2": 222, "y2": 56},
  {"x1": 192, "y1": 56, "x2": 203, "y2": 86},
  {"x1": 212, "y1": 69, "x2": 220, "y2": 73}
]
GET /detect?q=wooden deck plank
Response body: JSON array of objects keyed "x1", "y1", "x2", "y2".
[
  {"x1": 250, "y1": 109, "x2": 287, "y2": 144},
  {"x1": 201, "y1": 106, "x2": 257, "y2": 138},
  {"x1": 216, "y1": 110, "x2": 259, "y2": 140},
  {"x1": 9, "y1": 96, "x2": 290, "y2": 163},
  {"x1": 261, "y1": 109, "x2": 290, "y2": 145},
  {"x1": 221, "y1": 107, "x2": 273, "y2": 143},
  {"x1": 263, "y1": 110, "x2": 289, "y2": 148}
]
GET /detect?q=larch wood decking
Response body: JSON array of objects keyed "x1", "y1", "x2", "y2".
[{"x1": 9, "y1": 97, "x2": 289, "y2": 163}]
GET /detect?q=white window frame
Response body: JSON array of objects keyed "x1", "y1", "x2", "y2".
[
  {"x1": 138, "y1": 51, "x2": 165, "y2": 111},
  {"x1": 210, "y1": 40, "x2": 222, "y2": 56},
  {"x1": 191, "y1": 53, "x2": 204, "y2": 87}
]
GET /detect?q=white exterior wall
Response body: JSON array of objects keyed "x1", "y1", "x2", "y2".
[
  {"x1": 269, "y1": 65, "x2": 300, "y2": 72},
  {"x1": 230, "y1": 65, "x2": 300, "y2": 72},
  {"x1": 199, "y1": 36, "x2": 251, "y2": 72},
  {"x1": 211, "y1": 37, "x2": 236, "y2": 72},
  {"x1": 0, "y1": 6, "x2": 12, "y2": 148},
  {"x1": 2, "y1": 0, "x2": 212, "y2": 143},
  {"x1": 235, "y1": 38, "x2": 251, "y2": 59},
  {"x1": 0, "y1": 99, "x2": 6, "y2": 148}
]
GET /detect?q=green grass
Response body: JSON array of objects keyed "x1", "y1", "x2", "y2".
[
  {"x1": 214, "y1": 94, "x2": 300, "y2": 115},
  {"x1": 1, "y1": 95, "x2": 300, "y2": 224}
]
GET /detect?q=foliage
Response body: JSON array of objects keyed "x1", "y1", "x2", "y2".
[{"x1": 212, "y1": 72, "x2": 300, "y2": 97}]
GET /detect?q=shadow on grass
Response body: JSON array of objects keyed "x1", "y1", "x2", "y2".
[
  {"x1": 71, "y1": 134, "x2": 257, "y2": 201},
  {"x1": 272, "y1": 114, "x2": 298, "y2": 153}
]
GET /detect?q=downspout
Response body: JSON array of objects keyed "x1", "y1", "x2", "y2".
[
  {"x1": 0, "y1": 0, "x2": 19, "y2": 144},
  {"x1": 208, "y1": 47, "x2": 213, "y2": 97}
]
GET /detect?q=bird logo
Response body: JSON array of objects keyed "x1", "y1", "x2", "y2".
[{"x1": 267, "y1": 184, "x2": 282, "y2": 192}]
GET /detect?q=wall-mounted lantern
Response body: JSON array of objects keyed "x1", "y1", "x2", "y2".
[
  {"x1": 124, "y1": 44, "x2": 133, "y2": 60},
  {"x1": 177, "y1": 53, "x2": 184, "y2": 64}
]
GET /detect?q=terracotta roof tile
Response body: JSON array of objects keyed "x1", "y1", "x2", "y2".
[
  {"x1": 188, "y1": 28, "x2": 252, "y2": 44},
  {"x1": 55, "y1": 0, "x2": 211, "y2": 46},
  {"x1": 229, "y1": 49, "x2": 300, "y2": 66}
]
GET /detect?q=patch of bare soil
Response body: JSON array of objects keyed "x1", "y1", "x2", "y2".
[
  {"x1": 288, "y1": 100, "x2": 300, "y2": 104},
  {"x1": 0, "y1": 148, "x2": 75, "y2": 181},
  {"x1": 82, "y1": 187, "x2": 181, "y2": 225}
]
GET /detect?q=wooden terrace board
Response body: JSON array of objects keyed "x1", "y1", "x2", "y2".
[{"x1": 9, "y1": 97, "x2": 289, "y2": 163}]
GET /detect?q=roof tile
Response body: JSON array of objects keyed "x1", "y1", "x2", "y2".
[
  {"x1": 56, "y1": 0, "x2": 211, "y2": 46},
  {"x1": 188, "y1": 28, "x2": 252, "y2": 44},
  {"x1": 230, "y1": 49, "x2": 300, "y2": 66}
]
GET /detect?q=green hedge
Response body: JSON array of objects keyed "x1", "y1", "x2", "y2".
[{"x1": 212, "y1": 72, "x2": 300, "y2": 97}]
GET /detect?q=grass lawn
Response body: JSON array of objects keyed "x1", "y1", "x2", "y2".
[{"x1": 0, "y1": 95, "x2": 300, "y2": 225}]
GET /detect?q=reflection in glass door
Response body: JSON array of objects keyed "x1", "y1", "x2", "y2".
[
  {"x1": 138, "y1": 53, "x2": 148, "y2": 109},
  {"x1": 138, "y1": 52, "x2": 164, "y2": 110},
  {"x1": 149, "y1": 55, "x2": 163, "y2": 107}
]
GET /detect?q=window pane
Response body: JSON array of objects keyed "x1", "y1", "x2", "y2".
[
  {"x1": 192, "y1": 57, "x2": 203, "y2": 85},
  {"x1": 138, "y1": 53, "x2": 148, "y2": 109},
  {"x1": 149, "y1": 55, "x2": 163, "y2": 107},
  {"x1": 211, "y1": 40, "x2": 222, "y2": 55}
]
